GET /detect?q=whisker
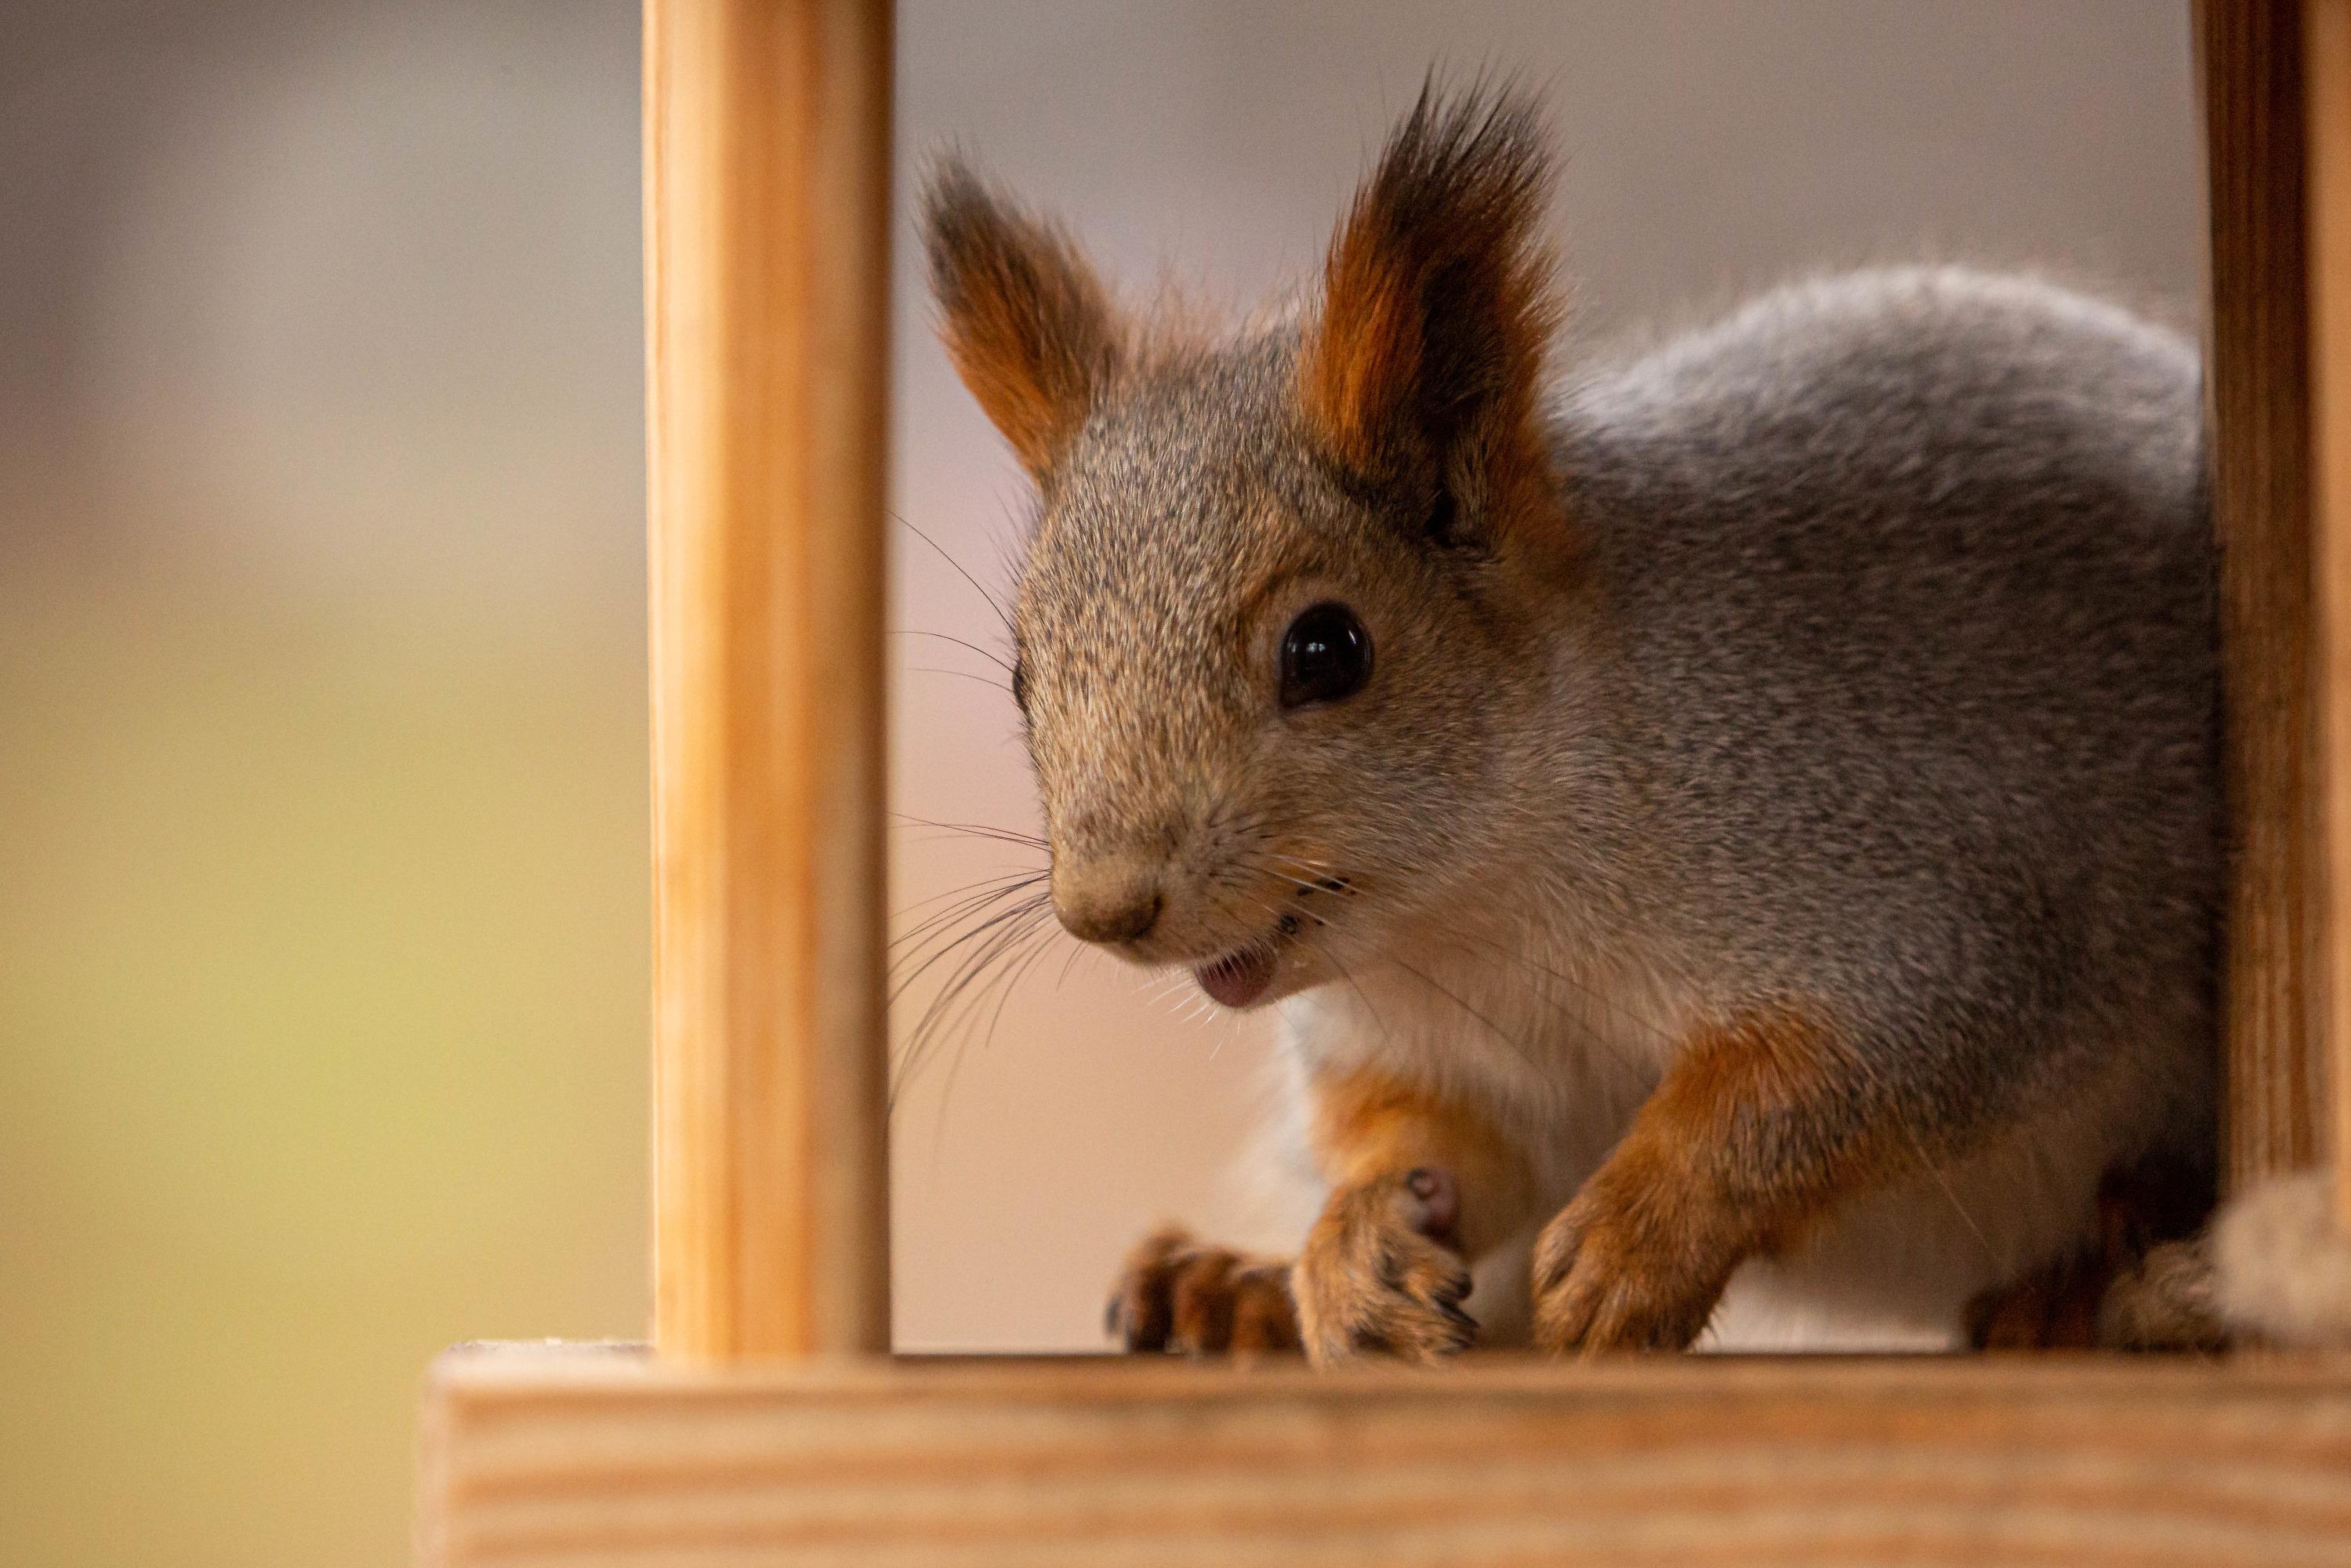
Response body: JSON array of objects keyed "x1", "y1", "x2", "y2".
[
  {"x1": 891, "y1": 812, "x2": 1049, "y2": 850},
  {"x1": 927, "y1": 916, "x2": 1065, "y2": 1150},
  {"x1": 891, "y1": 889, "x2": 1052, "y2": 1007},
  {"x1": 892, "y1": 868, "x2": 1047, "y2": 925},
  {"x1": 1411, "y1": 924, "x2": 1695, "y2": 1089},
  {"x1": 891, "y1": 874, "x2": 1049, "y2": 974},
  {"x1": 1267, "y1": 837, "x2": 1676, "y2": 1069},
  {"x1": 981, "y1": 919, "x2": 1064, "y2": 1051},
  {"x1": 904, "y1": 666, "x2": 1013, "y2": 694},
  {"x1": 1234, "y1": 848, "x2": 1606, "y2": 1078},
  {"x1": 893, "y1": 510, "x2": 1018, "y2": 643},
  {"x1": 891, "y1": 896, "x2": 1056, "y2": 1107},
  {"x1": 1398, "y1": 961, "x2": 1551, "y2": 1074},
  {"x1": 891, "y1": 628, "x2": 1017, "y2": 677}
]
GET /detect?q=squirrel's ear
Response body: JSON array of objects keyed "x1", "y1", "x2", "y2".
[
  {"x1": 1301, "y1": 85, "x2": 1558, "y2": 509},
  {"x1": 921, "y1": 161, "x2": 1121, "y2": 481}
]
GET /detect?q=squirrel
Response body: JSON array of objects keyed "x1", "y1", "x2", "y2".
[{"x1": 918, "y1": 83, "x2": 2220, "y2": 1360}]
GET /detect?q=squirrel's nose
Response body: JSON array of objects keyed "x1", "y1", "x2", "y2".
[{"x1": 1052, "y1": 861, "x2": 1164, "y2": 945}]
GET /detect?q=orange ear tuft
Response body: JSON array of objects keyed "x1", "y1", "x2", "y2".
[
  {"x1": 1301, "y1": 85, "x2": 1558, "y2": 490},
  {"x1": 1308, "y1": 245, "x2": 1426, "y2": 475},
  {"x1": 921, "y1": 162, "x2": 1120, "y2": 481}
]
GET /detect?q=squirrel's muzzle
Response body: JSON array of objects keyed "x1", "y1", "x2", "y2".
[{"x1": 1051, "y1": 858, "x2": 1164, "y2": 946}]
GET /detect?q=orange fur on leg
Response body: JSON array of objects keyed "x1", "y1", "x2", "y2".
[
  {"x1": 1532, "y1": 1007, "x2": 1896, "y2": 1354},
  {"x1": 1293, "y1": 1065, "x2": 1537, "y2": 1365},
  {"x1": 1307, "y1": 1065, "x2": 1536, "y2": 1258}
]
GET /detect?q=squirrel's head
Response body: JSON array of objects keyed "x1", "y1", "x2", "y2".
[{"x1": 921, "y1": 87, "x2": 1572, "y2": 1009}]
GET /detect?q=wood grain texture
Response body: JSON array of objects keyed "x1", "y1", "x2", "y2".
[
  {"x1": 644, "y1": 0, "x2": 894, "y2": 1359},
  {"x1": 419, "y1": 1343, "x2": 2351, "y2": 1566},
  {"x1": 2202, "y1": 0, "x2": 2327, "y2": 1193},
  {"x1": 2313, "y1": 0, "x2": 2351, "y2": 1229}
]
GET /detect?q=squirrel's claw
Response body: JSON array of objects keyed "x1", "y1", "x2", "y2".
[
  {"x1": 1294, "y1": 1169, "x2": 1479, "y2": 1367},
  {"x1": 1529, "y1": 1180, "x2": 1728, "y2": 1355},
  {"x1": 1106, "y1": 1225, "x2": 1300, "y2": 1356}
]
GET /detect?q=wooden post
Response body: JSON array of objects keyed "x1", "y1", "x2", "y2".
[
  {"x1": 2311, "y1": 0, "x2": 2351, "y2": 1227},
  {"x1": 643, "y1": 0, "x2": 894, "y2": 1359},
  {"x1": 2201, "y1": 0, "x2": 2327, "y2": 1196}
]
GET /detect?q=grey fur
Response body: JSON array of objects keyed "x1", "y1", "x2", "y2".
[
  {"x1": 937, "y1": 120, "x2": 2215, "y2": 1344},
  {"x1": 1557, "y1": 268, "x2": 2215, "y2": 1156}
]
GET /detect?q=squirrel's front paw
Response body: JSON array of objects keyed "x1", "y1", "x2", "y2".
[
  {"x1": 1294, "y1": 1168, "x2": 1477, "y2": 1366},
  {"x1": 1106, "y1": 1225, "x2": 1299, "y2": 1355},
  {"x1": 1530, "y1": 1175, "x2": 1732, "y2": 1354}
]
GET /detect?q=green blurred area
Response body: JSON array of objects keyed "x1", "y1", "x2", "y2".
[
  {"x1": 0, "y1": 571, "x2": 650, "y2": 1566},
  {"x1": 2, "y1": 6, "x2": 653, "y2": 1559}
]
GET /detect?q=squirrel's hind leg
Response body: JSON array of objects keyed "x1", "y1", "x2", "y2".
[{"x1": 1968, "y1": 1153, "x2": 2222, "y2": 1350}]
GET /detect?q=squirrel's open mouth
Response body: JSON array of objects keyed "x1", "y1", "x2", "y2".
[
  {"x1": 1192, "y1": 909, "x2": 1313, "y2": 1009},
  {"x1": 1193, "y1": 945, "x2": 1278, "y2": 1008},
  {"x1": 1189, "y1": 876, "x2": 1349, "y2": 1009}
]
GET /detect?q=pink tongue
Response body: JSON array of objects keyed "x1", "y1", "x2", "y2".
[{"x1": 1195, "y1": 948, "x2": 1275, "y2": 1008}]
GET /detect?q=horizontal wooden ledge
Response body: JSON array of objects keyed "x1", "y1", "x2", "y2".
[{"x1": 420, "y1": 1341, "x2": 2351, "y2": 1566}]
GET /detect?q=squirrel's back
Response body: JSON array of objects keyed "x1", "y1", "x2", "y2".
[
  {"x1": 1509, "y1": 267, "x2": 2217, "y2": 1346},
  {"x1": 1555, "y1": 263, "x2": 2216, "y2": 1129}
]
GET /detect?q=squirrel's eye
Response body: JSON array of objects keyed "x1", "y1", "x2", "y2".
[{"x1": 1279, "y1": 601, "x2": 1372, "y2": 709}]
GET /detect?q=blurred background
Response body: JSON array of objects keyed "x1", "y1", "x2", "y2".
[{"x1": 1, "y1": 3, "x2": 2202, "y2": 1564}]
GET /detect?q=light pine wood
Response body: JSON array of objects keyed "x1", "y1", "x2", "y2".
[
  {"x1": 2203, "y1": 0, "x2": 2328, "y2": 1194},
  {"x1": 2312, "y1": 0, "x2": 2351, "y2": 1228},
  {"x1": 644, "y1": 0, "x2": 894, "y2": 1359},
  {"x1": 415, "y1": 12, "x2": 2351, "y2": 1565},
  {"x1": 419, "y1": 1344, "x2": 2351, "y2": 1567}
]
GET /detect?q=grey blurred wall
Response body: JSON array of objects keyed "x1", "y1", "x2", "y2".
[{"x1": 0, "y1": 5, "x2": 2200, "y2": 1566}]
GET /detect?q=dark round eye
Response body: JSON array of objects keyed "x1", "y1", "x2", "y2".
[{"x1": 1279, "y1": 601, "x2": 1372, "y2": 709}]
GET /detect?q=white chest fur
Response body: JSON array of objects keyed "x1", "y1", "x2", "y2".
[{"x1": 1243, "y1": 944, "x2": 2124, "y2": 1352}]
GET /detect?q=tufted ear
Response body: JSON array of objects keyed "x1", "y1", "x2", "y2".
[
  {"x1": 921, "y1": 160, "x2": 1122, "y2": 482},
  {"x1": 1299, "y1": 85, "x2": 1559, "y2": 535}
]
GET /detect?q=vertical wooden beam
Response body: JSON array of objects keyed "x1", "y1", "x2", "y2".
[
  {"x1": 2310, "y1": 0, "x2": 2351, "y2": 1226},
  {"x1": 644, "y1": 0, "x2": 894, "y2": 1359},
  {"x1": 2201, "y1": 0, "x2": 2326, "y2": 1195}
]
